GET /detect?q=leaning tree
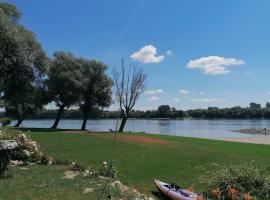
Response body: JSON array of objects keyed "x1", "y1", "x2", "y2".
[
  {"x1": 78, "y1": 59, "x2": 113, "y2": 130},
  {"x1": 46, "y1": 52, "x2": 82, "y2": 129},
  {"x1": 0, "y1": 3, "x2": 48, "y2": 127},
  {"x1": 113, "y1": 60, "x2": 147, "y2": 132}
]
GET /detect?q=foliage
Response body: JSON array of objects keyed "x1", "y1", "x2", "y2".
[
  {"x1": 0, "y1": 128, "x2": 44, "y2": 163},
  {"x1": 78, "y1": 59, "x2": 113, "y2": 130},
  {"x1": 97, "y1": 161, "x2": 118, "y2": 178},
  {"x1": 0, "y1": 117, "x2": 11, "y2": 127},
  {"x1": 201, "y1": 162, "x2": 270, "y2": 200},
  {"x1": 0, "y1": 3, "x2": 48, "y2": 126},
  {"x1": 46, "y1": 51, "x2": 82, "y2": 128}
]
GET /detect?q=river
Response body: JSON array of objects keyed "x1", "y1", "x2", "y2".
[{"x1": 10, "y1": 119, "x2": 270, "y2": 139}]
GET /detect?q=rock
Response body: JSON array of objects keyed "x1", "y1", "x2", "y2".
[
  {"x1": 83, "y1": 187, "x2": 94, "y2": 194},
  {"x1": 11, "y1": 160, "x2": 24, "y2": 166},
  {"x1": 62, "y1": 170, "x2": 79, "y2": 179},
  {"x1": 0, "y1": 140, "x2": 17, "y2": 150}
]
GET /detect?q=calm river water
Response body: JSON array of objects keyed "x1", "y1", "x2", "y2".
[{"x1": 10, "y1": 119, "x2": 270, "y2": 139}]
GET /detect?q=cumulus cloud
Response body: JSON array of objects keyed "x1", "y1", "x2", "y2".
[
  {"x1": 187, "y1": 56, "x2": 245, "y2": 75},
  {"x1": 191, "y1": 98, "x2": 222, "y2": 103},
  {"x1": 179, "y1": 89, "x2": 189, "y2": 95},
  {"x1": 148, "y1": 96, "x2": 160, "y2": 101},
  {"x1": 166, "y1": 50, "x2": 173, "y2": 56},
  {"x1": 145, "y1": 89, "x2": 164, "y2": 95},
  {"x1": 130, "y1": 45, "x2": 164, "y2": 64}
]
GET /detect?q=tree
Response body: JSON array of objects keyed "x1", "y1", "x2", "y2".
[
  {"x1": 0, "y1": 3, "x2": 48, "y2": 127},
  {"x1": 78, "y1": 59, "x2": 113, "y2": 130},
  {"x1": 157, "y1": 105, "x2": 171, "y2": 118},
  {"x1": 113, "y1": 60, "x2": 147, "y2": 132},
  {"x1": 46, "y1": 52, "x2": 82, "y2": 129}
]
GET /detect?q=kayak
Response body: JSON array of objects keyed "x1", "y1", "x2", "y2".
[{"x1": 154, "y1": 179, "x2": 203, "y2": 200}]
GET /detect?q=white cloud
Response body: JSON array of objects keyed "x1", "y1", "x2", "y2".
[
  {"x1": 130, "y1": 45, "x2": 164, "y2": 64},
  {"x1": 187, "y1": 56, "x2": 245, "y2": 75},
  {"x1": 265, "y1": 92, "x2": 270, "y2": 95},
  {"x1": 191, "y1": 98, "x2": 222, "y2": 103},
  {"x1": 199, "y1": 91, "x2": 205, "y2": 95},
  {"x1": 173, "y1": 98, "x2": 180, "y2": 102},
  {"x1": 148, "y1": 96, "x2": 160, "y2": 101},
  {"x1": 179, "y1": 89, "x2": 189, "y2": 95},
  {"x1": 145, "y1": 89, "x2": 164, "y2": 95},
  {"x1": 166, "y1": 50, "x2": 173, "y2": 56}
]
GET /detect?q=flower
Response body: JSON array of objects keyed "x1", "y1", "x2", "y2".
[
  {"x1": 197, "y1": 195, "x2": 204, "y2": 200},
  {"x1": 228, "y1": 188, "x2": 238, "y2": 199},
  {"x1": 211, "y1": 188, "x2": 221, "y2": 197},
  {"x1": 243, "y1": 193, "x2": 252, "y2": 200}
]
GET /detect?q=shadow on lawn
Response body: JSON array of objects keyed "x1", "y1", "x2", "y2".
[{"x1": 13, "y1": 127, "x2": 84, "y2": 133}]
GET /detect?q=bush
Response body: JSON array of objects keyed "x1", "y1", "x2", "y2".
[
  {"x1": 200, "y1": 162, "x2": 270, "y2": 200},
  {"x1": 0, "y1": 118, "x2": 11, "y2": 127},
  {"x1": 0, "y1": 128, "x2": 44, "y2": 163}
]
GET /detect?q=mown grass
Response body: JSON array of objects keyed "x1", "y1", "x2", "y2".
[{"x1": 24, "y1": 129, "x2": 270, "y2": 195}]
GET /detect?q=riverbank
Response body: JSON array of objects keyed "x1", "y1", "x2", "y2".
[
  {"x1": 213, "y1": 135, "x2": 270, "y2": 145},
  {"x1": 24, "y1": 129, "x2": 270, "y2": 196}
]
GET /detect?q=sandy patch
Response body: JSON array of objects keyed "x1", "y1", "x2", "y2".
[
  {"x1": 62, "y1": 170, "x2": 79, "y2": 179},
  {"x1": 212, "y1": 135, "x2": 270, "y2": 145},
  {"x1": 83, "y1": 187, "x2": 94, "y2": 194}
]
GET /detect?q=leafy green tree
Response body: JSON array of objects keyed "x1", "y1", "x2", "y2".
[
  {"x1": 46, "y1": 52, "x2": 82, "y2": 129},
  {"x1": 0, "y1": 3, "x2": 48, "y2": 127},
  {"x1": 157, "y1": 105, "x2": 171, "y2": 118},
  {"x1": 78, "y1": 59, "x2": 113, "y2": 130}
]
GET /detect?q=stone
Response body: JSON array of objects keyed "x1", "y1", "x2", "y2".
[{"x1": 0, "y1": 140, "x2": 17, "y2": 150}]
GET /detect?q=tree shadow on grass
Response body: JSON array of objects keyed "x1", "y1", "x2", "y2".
[{"x1": 13, "y1": 127, "x2": 83, "y2": 133}]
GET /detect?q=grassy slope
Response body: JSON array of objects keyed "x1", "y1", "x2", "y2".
[{"x1": 27, "y1": 130, "x2": 270, "y2": 195}]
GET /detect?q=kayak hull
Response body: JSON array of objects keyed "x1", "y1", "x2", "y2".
[{"x1": 154, "y1": 179, "x2": 198, "y2": 200}]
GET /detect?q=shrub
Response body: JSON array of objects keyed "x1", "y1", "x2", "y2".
[
  {"x1": 0, "y1": 128, "x2": 44, "y2": 163},
  {"x1": 98, "y1": 161, "x2": 118, "y2": 178},
  {"x1": 200, "y1": 162, "x2": 270, "y2": 200},
  {"x1": 0, "y1": 117, "x2": 11, "y2": 127}
]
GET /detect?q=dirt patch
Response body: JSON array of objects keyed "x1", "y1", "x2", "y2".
[
  {"x1": 101, "y1": 134, "x2": 169, "y2": 145},
  {"x1": 83, "y1": 187, "x2": 94, "y2": 194}
]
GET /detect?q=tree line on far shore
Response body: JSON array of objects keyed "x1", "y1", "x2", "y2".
[
  {"x1": 0, "y1": 3, "x2": 146, "y2": 131},
  {"x1": 2, "y1": 102, "x2": 270, "y2": 120}
]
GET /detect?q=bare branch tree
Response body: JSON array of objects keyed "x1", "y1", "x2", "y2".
[{"x1": 113, "y1": 59, "x2": 147, "y2": 132}]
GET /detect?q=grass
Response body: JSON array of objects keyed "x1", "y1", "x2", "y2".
[
  {"x1": 22, "y1": 129, "x2": 270, "y2": 195},
  {"x1": 0, "y1": 164, "x2": 112, "y2": 200}
]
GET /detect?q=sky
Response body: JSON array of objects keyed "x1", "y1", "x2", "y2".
[{"x1": 6, "y1": 0, "x2": 270, "y2": 110}]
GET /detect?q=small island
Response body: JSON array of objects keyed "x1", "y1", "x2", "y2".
[{"x1": 232, "y1": 128, "x2": 270, "y2": 136}]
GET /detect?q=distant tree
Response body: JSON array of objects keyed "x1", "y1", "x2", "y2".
[
  {"x1": 78, "y1": 59, "x2": 113, "y2": 130},
  {"x1": 113, "y1": 60, "x2": 147, "y2": 132},
  {"x1": 0, "y1": 3, "x2": 48, "y2": 127},
  {"x1": 266, "y1": 102, "x2": 270, "y2": 109},
  {"x1": 46, "y1": 52, "x2": 82, "y2": 129},
  {"x1": 157, "y1": 105, "x2": 171, "y2": 118},
  {"x1": 249, "y1": 102, "x2": 261, "y2": 109}
]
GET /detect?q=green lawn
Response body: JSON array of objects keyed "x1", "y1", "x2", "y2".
[
  {"x1": 24, "y1": 129, "x2": 270, "y2": 195},
  {"x1": 0, "y1": 164, "x2": 111, "y2": 200}
]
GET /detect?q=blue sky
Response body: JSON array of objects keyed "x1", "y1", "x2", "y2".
[{"x1": 7, "y1": 0, "x2": 270, "y2": 110}]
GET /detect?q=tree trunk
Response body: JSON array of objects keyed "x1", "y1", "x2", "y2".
[
  {"x1": 118, "y1": 117, "x2": 127, "y2": 132},
  {"x1": 51, "y1": 106, "x2": 65, "y2": 129},
  {"x1": 81, "y1": 112, "x2": 88, "y2": 131},
  {"x1": 14, "y1": 118, "x2": 23, "y2": 127}
]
